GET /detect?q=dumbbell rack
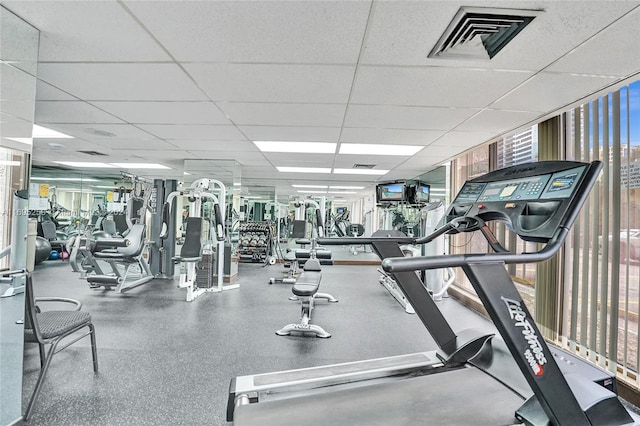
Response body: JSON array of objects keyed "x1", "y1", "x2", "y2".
[{"x1": 238, "y1": 222, "x2": 273, "y2": 263}]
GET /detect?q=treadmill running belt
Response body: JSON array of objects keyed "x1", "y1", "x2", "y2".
[{"x1": 235, "y1": 367, "x2": 524, "y2": 425}]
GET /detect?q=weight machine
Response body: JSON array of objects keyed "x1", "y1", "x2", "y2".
[{"x1": 161, "y1": 178, "x2": 238, "y2": 301}]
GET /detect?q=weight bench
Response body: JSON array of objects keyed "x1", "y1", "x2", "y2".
[{"x1": 276, "y1": 259, "x2": 338, "y2": 338}]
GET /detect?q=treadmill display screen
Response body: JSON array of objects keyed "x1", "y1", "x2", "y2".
[
  {"x1": 453, "y1": 182, "x2": 486, "y2": 203},
  {"x1": 478, "y1": 175, "x2": 551, "y2": 202},
  {"x1": 540, "y1": 166, "x2": 586, "y2": 199}
]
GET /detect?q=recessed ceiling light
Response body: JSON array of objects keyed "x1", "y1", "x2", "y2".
[
  {"x1": 333, "y1": 168, "x2": 389, "y2": 175},
  {"x1": 111, "y1": 163, "x2": 170, "y2": 169},
  {"x1": 93, "y1": 185, "x2": 118, "y2": 189},
  {"x1": 54, "y1": 161, "x2": 117, "y2": 168},
  {"x1": 48, "y1": 142, "x2": 65, "y2": 148},
  {"x1": 277, "y1": 167, "x2": 331, "y2": 174},
  {"x1": 0, "y1": 160, "x2": 20, "y2": 166},
  {"x1": 328, "y1": 191, "x2": 357, "y2": 194},
  {"x1": 31, "y1": 177, "x2": 99, "y2": 182},
  {"x1": 255, "y1": 141, "x2": 336, "y2": 154},
  {"x1": 243, "y1": 195, "x2": 263, "y2": 199},
  {"x1": 33, "y1": 124, "x2": 74, "y2": 139},
  {"x1": 292, "y1": 184, "x2": 328, "y2": 189},
  {"x1": 297, "y1": 190, "x2": 327, "y2": 194},
  {"x1": 183, "y1": 172, "x2": 192, "y2": 175},
  {"x1": 339, "y1": 144, "x2": 423, "y2": 156},
  {"x1": 329, "y1": 185, "x2": 365, "y2": 190},
  {"x1": 4, "y1": 137, "x2": 32, "y2": 145}
]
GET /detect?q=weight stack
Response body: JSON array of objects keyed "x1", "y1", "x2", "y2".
[{"x1": 196, "y1": 252, "x2": 215, "y2": 289}]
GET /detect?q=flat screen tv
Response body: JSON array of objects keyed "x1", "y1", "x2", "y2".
[
  {"x1": 376, "y1": 182, "x2": 406, "y2": 203},
  {"x1": 410, "y1": 182, "x2": 430, "y2": 204}
]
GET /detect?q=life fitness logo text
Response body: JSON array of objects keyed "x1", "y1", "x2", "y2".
[{"x1": 502, "y1": 297, "x2": 547, "y2": 377}]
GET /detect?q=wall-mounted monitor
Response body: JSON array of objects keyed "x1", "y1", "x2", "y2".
[
  {"x1": 410, "y1": 182, "x2": 430, "y2": 204},
  {"x1": 376, "y1": 181, "x2": 406, "y2": 203}
]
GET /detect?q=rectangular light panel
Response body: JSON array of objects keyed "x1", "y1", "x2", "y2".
[
  {"x1": 333, "y1": 168, "x2": 389, "y2": 175},
  {"x1": 339, "y1": 143, "x2": 423, "y2": 156},
  {"x1": 277, "y1": 167, "x2": 331, "y2": 173},
  {"x1": 54, "y1": 161, "x2": 117, "y2": 168},
  {"x1": 111, "y1": 163, "x2": 170, "y2": 169},
  {"x1": 255, "y1": 141, "x2": 337, "y2": 153}
]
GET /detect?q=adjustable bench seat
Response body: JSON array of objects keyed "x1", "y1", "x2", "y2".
[{"x1": 276, "y1": 259, "x2": 337, "y2": 339}]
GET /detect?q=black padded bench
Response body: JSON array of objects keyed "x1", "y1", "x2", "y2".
[
  {"x1": 276, "y1": 259, "x2": 337, "y2": 338},
  {"x1": 294, "y1": 249, "x2": 334, "y2": 266}
]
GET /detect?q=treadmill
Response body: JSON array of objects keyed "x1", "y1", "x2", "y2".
[{"x1": 227, "y1": 160, "x2": 639, "y2": 425}]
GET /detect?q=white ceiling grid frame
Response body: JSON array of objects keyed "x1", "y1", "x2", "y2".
[
  {"x1": 35, "y1": 100, "x2": 125, "y2": 124},
  {"x1": 1, "y1": 0, "x2": 172, "y2": 62},
  {"x1": 90, "y1": 101, "x2": 234, "y2": 125},
  {"x1": 121, "y1": 0, "x2": 371, "y2": 63}
]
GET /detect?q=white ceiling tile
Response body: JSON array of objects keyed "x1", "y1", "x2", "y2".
[
  {"x1": 36, "y1": 80, "x2": 77, "y2": 101},
  {"x1": 138, "y1": 125, "x2": 245, "y2": 140},
  {"x1": 98, "y1": 139, "x2": 178, "y2": 151},
  {"x1": 119, "y1": 149, "x2": 199, "y2": 161},
  {"x1": 171, "y1": 140, "x2": 257, "y2": 151},
  {"x1": 185, "y1": 63, "x2": 355, "y2": 103},
  {"x1": 2, "y1": 1, "x2": 170, "y2": 61},
  {"x1": 456, "y1": 110, "x2": 543, "y2": 133},
  {"x1": 219, "y1": 103, "x2": 346, "y2": 127},
  {"x1": 429, "y1": 131, "x2": 497, "y2": 148},
  {"x1": 353, "y1": 67, "x2": 533, "y2": 107},
  {"x1": 124, "y1": 1, "x2": 369, "y2": 63},
  {"x1": 401, "y1": 157, "x2": 450, "y2": 170},
  {"x1": 345, "y1": 105, "x2": 479, "y2": 130},
  {"x1": 38, "y1": 63, "x2": 208, "y2": 101},
  {"x1": 42, "y1": 123, "x2": 157, "y2": 140},
  {"x1": 340, "y1": 128, "x2": 445, "y2": 145},
  {"x1": 35, "y1": 101, "x2": 124, "y2": 124},
  {"x1": 1, "y1": 63, "x2": 37, "y2": 100},
  {"x1": 90, "y1": 101, "x2": 232, "y2": 125},
  {"x1": 546, "y1": 9, "x2": 640, "y2": 77},
  {"x1": 264, "y1": 153, "x2": 335, "y2": 166},
  {"x1": 239, "y1": 126, "x2": 341, "y2": 142},
  {"x1": 1, "y1": 100, "x2": 37, "y2": 123},
  {"x1": 187, "y1": 151, "x2": 267, "y2": 166},
  {"x1": 333, "y1": 155, "x2": 409, "y2": 169},
  {"x1": 491, "y1": 72, "x2": 620, "y2": 112}
]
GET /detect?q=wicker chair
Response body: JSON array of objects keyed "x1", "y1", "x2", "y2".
[{"x1": 23, "y1": 274, "x2": 98, "y2": 420}]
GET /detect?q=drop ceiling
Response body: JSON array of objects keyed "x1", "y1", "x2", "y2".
[{"x1": 1, "y1": 0, "x2": 639, "y2": 200}]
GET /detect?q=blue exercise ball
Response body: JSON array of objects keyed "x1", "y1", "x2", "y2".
[
  {"x1": 34, "y1": 237, "x2": 52, "y2": 265},
  {"x1": 49, "y1": 250, "x2": 60, "y2": 260}
]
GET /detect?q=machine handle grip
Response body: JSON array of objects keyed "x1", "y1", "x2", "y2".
[
  {"x1": 159, "y1": 202, "x2": 170, "y2": 239},
  {"x1": 214, "y1": 203, "x2": 225, "y2": 241},
  {"x1": 315, "y1": 209, "x2": 324, "y2": 238}
]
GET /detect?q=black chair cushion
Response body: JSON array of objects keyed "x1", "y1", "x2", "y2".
[
  {"x1": 26, "y1": 311, "x2": 91, "y2": 340},
  {"x1": 295, "y1": 238, "x2": 311, "y2": 245}
]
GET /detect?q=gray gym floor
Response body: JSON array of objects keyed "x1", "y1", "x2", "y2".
[{"x1": 21, "y1": 258, "x2": 495, "y2": 425}]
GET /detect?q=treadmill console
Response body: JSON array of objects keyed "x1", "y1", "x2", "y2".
[{"x1": 447, "y1": 161, "x2": 601, "y2": 243}]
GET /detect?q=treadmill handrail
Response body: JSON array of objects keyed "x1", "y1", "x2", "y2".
[
  {"x1": 317, "y1": 236, "x2": 415, "y2": 245},
  {"x1": 383, "y1": 227, "x2": 567, "y2": 272}
]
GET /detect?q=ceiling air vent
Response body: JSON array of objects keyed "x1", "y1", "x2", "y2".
[
  {"x1": 353, "y1": 164, "x2": 376, "y2": 169},
  {"x1": 428, "y1": 7, "x2": 542, "y2": 60},
  {"x1": 77, "y1": 150, "x2": 107, "y2": 156}
]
